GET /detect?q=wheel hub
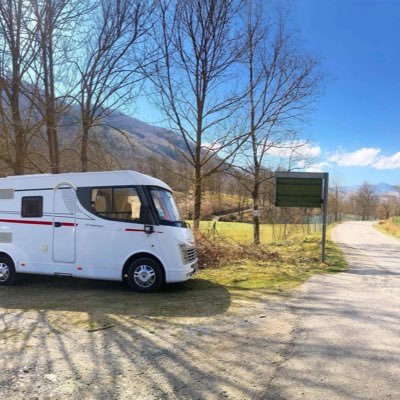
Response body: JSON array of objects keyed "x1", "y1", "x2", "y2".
[
  {"x1": 0, "y1": 263, "x2": 10, "y2": 282},
  {"x1": 134, "y1": 265, "x2": 156, "y2": 288}
]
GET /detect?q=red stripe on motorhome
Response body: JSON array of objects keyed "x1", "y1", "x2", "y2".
[
  {"x1": 0, "y1": 219, "x2": 161, "y2": 231},
  {"x1": 0, "y1": 218, "x2": 77, "y2": 227},
  {"x1": 0, "y1": 218, "x2": 52, "y2": 226}
]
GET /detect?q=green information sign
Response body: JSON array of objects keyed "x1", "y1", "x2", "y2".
[
  {"x1": 274, "y1": 172, "x2": 329, "y2": 261},
  {"x1": 275, "y1": 176, "x2": 323, "y2": 208}
]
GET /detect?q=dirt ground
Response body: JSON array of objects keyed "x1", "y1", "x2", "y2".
[
  {"x1": 4, "y1": 221, "x2": 397, "y2": 400},
  {"x1": 0, "y1": 274, "x2": 297, "y2": 400}
]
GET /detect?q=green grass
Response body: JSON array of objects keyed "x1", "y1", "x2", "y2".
[
  {"x1": 375, "y1": 219, "x2": 400, "y2": 239},
  {"x1": 196, "y1": 230, "x2": 347, "y2": 293},
  {"x1": 196, "y1": 220, "x2": 322, "y2": 243}
]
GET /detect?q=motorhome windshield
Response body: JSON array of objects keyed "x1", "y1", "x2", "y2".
[{"x1": 150, "y1": 188, "x2": 185, "y2": 227}]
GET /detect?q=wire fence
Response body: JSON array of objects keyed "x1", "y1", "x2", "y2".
[
  {"x1": 303, "y1": 213, "x2": 372, "y2": 233},
  {"x1": 392, "y1": 216, "x2": 400, "y2": 226},
  {"x1": 197, "y1": 213, "x2": 375, "y2": 244}
]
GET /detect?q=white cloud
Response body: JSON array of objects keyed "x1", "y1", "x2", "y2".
[
  {"x1": 269, "y1": 141, "x2": 321, "y2": 158},
  {"x1": 329, "y1": 147, "x2": 381, "y2": 167},
  {"x1": 328, "y1": 147, "x2": 400, "y2": 170},
  {"x1": 305, "y1": 162, "x2": 332, "y2": 172},
  {"x1": 372, "y1": 152, "x2": 400, "y2": 169}
]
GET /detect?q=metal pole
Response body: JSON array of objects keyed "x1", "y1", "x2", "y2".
[{"x1": 321, "y1": 173, "x2": 329, "y2": 262}]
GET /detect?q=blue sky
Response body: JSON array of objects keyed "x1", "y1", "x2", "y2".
[
  {"x1": 291, "y1": 0, "x2": 400, "y2": 185},
  {"x1": 134, "y1": 0, "x2": 400, "y2": 186}
]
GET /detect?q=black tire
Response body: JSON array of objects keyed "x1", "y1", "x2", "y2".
[
  {"x1": 0, "y1": 256, "x2": 16, "y2": 286},
  {"x1": 127, "y1": 258, "x2": 163, "y2": 292}
]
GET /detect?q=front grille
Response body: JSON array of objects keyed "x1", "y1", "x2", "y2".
[{"x1": 180, "y1": 246, "x2": 197, "y2": 264}]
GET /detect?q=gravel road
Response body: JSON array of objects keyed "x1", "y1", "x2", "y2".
[{"x1": 266, "y1": 221, "x2": 400, "y2": 399}]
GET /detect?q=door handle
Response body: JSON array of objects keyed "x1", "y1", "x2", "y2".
[{"x1": 54, "y1": 222, "x2": 62, "y2": 228}]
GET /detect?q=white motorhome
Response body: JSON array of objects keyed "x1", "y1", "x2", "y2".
[{"x1": 0, "y1": 171, "x2": 197, "y2": 292}]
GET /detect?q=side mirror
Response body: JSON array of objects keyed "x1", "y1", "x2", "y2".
[{"x1": 140, "y1": 205, "x2": 153, "y2": 225}]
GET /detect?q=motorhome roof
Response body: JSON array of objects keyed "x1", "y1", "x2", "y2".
[{"x1": 0, "y1": 170, "x2": 172, "y2": 191}]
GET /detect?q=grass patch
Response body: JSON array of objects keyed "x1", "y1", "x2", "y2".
[
  {"x1": 196, "y1": 220, "x2": 321, "y2": 244},
  {"x1": 195, "y1": 229, "x2": 347, "y2": 293},
  {"x1": 375, "y1": 219, "x2": 400, "y2": 239}
]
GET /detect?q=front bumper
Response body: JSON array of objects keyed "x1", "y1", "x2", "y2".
[{"x1": 166, "y1": 262, "x2": 197, "y2": 283}]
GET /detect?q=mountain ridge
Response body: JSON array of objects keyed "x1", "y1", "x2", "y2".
[{"x1": 341, "y1": 182, "x2": 398, "y2": 194}]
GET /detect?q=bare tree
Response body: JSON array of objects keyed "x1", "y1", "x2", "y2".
[
  {"x1": 377, "y1": 192, "x2": 400, "y2": 220},
  {"x1": 237, "y1": 1, "x2": 320, "y2": 244},
  {"x1": 0, "y1": 0, "x2": 39, "y2": 174},
  {"x1": 329, "y1": 178, "x2": 345, "y2": 222},
  {"x1": 354, "y1": 182, "x2": 378, "y2": 220},
  {"x1": 29, "y1": 0, "x2": 86, "y2": 173},
  {"x1": 73, "y1": 0, "x2": 153, "y2": 172},
  {"x1": 391, "y1": 186, "x2": 400, "y2": 216},
  {"x1": 148, "y1": 0, "x2": 247, "y2": 230},
  {"x1": 378, "y1": 196, "x2": 392, "y2": 220}
]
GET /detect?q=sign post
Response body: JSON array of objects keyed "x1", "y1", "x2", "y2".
[
  {"x1": 275, "y1": 172, "x2": 329, "y2": 262},
  {"x1": 320, "y1": 172, "x2": 329, "y2": 262}
]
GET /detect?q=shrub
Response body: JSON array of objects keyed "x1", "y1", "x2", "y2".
[{"x1": 195, "y1": 231, "x2": 278, "y2": 269}]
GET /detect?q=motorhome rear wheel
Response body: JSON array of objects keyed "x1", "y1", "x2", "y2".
[{"x1": 0, "y1": 256, "x2": 16, "y2": 286}]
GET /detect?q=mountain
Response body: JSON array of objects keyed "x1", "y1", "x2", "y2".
[
  {"x1": 57, "y1": 108, "x2": 188, "y2": 169},
  {"x1": 373, "y1": 182, "x2": 398, "y2": 194},
  {"x1": 341, "y1": 182, "x2": 398, "y2": 195},
  {"x1": 101, "y1": 112, "x2": 187, "y2": 160}
]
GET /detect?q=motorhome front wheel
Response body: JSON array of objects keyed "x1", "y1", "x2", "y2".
[
  {"x1": 0, "y1": 256, "x2": 17, "y2": 286},
  {"x1": 127, "y1": 258, "x2": 163, "y2": 292}
]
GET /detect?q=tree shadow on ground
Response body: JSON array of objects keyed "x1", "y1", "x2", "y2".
[
  {"x1": 0, "y1": 274, "x2": 231, "y2": 318},
  {"x1": 0, "y1": 274, "x2": 271, "y2": 400}
]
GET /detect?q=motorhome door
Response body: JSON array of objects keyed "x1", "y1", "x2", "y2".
[{"x1": 52, "y1": 182, "x2": 77, "y2": 263}]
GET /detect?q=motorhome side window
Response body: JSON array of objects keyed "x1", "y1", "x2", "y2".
[
  {"x1": 91, "y1": 187, "x2": 143, "y2": 222},
  {"x1": 21, "y1": 196, "x2": 43, "y2": 218}
]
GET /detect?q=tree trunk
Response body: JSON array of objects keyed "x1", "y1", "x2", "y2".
[
  {"x1": 81, "y1": 119, "x2": 89, "y2": 172},
  {"x1": 10, "y1": 84, "x2": 25, "y2": 175},
  {"x1": 193, "y1": 167, "x2": 202, "y2": 231},
  {"x1": 252, "y1": 177, "x2": 260, "y2": 244},
  {"x1": 10, "y1": 17, "x2": 25, "y2": 175},
  {"x1": 47, "y1": 36, "x2": 59, "y2": 174},
  {"x1": 42, "y1": 66, "x2": 59, "y2": 173},
  {"x1": 252, "y1": 193, "x2": 260, "y2": 244},
  {"x1": 47, "y1": 124, "x2": 59, "y2": 173},
  {"x1": 39, "y1": 5, "x2": 59, "y2": 174}
]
